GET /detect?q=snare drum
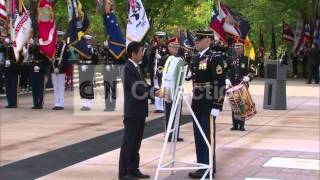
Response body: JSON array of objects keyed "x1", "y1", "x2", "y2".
[{"x1": 226, "y1": 84, "x2": 257, "y2": 120}]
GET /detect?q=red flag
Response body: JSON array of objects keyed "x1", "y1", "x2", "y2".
[
  {"x1": 38, "y1": 0, "x2": 57, "y2": 60},
  {"x1": 282, "y1": 21, "x2": 294, "y2": 43}
]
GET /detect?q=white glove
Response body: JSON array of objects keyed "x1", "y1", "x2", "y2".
[
  {"x1": 243, "y1": 76, "x2": 250, "y2": 82},
  {"x1": 105, "y1": 65, "x2": 110, "y2": 71},
  {"x1": 34, "y1": 65, "x2": 40, "y2": 72},
  {"x1": 225, "y1": 79, "x2": 232, "y2": 88},
  {"x1": 5, "y1": 60, "x2": 11, "y2": 67},
  {"x1": 81, "y1": 65, "x2": 88, "y2": 72},
  {"x1": 156, "y1": 54, "x2": 161, "y2": 59},
  {"x1": 211, "y1": 108, "x2": 220, "y2": 117},
  {"x1": 54, "y1": 68, "x2": 59, "y2": 73}
]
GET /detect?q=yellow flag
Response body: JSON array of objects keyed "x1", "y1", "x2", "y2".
[{"x1": 244, "y1": 35, "x2": 256, "y2": 61}]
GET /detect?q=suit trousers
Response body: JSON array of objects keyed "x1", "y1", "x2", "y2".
[{"x1": 119, "y1": 116, "x2": 146, "y2": 176}]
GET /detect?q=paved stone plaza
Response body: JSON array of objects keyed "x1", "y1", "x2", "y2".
[{"x1": 0, "y1": 80, "x2": 319, "y2": 180}]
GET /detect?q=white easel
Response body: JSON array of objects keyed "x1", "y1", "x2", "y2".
[{"x1": 155, "y1": 66, "x2": 213, "y2": 180}]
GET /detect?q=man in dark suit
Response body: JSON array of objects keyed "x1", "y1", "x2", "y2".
[{"x1": 119, "y1": 42, "x2": 154, "y2": 180}]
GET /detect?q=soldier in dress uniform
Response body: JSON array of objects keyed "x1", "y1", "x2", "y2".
[
  {"x1": 225, "y1": 39, "x2": 256, "y2": 131},
  {"x1": 150, "y1": 31, "x2": 169, "y2": 113},
  {"x1": 30, "y1": 39, "x2": 50, "y2": 109},
  {"x1": 162, "y1": 37, "x2": 184, "y2": 142},
  {"x1": 3, "y1": 38, "x2": 20, "y2": 108},
  {"x1": 0, "y1": 37, "x2": 6, "y2": 94},
  {"x1": 187, "y1": 30, "x2": 226, "y2": 179},
  {"x1": 78, "y1": 35, "x2": 98, "y2": 111},
  {"x1": 52, "y1": 31, "x2": 70, "y2": 110},
  {"x1": 100, "y1": 41, "x2": 118, "y2": 111}
]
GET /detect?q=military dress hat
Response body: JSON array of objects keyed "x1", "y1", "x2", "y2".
[
  {"x1": 167, "y1": 37, "x2": 179, "y2": 47},
  {"x1": 57, "y1": 31, "x2": 65, "y2": 36},
  {"x1": 155, "y1": 31, "x2": 166, "y2": 38},
  {"x1": 84, "y1": 35, "x2": 92, "y2": 40},
  {"x1": 194, "y1": 30, "x2": 214, "y2": 41}
]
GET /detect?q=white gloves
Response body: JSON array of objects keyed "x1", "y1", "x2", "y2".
[
  {"x1": 156, "y1": 54, "x2": 161, "y2": 59},
  {"x1": 81, "y1": 65, "x2": 88, "y2": 72},
  {"x1": 5, "y1": 60, "x2": 11, "y2": 67},
  {"x1": 243, "y1": 76, "x2": 250, "y2": 82},
  {"x1": 34, "y1": 65, "x2": 40, "y2": 72},
  {"x1": 211, "y1": 108, "x2": 220, "y2": 117},
  {"x1": 105, "y1": 65, "x2": 110, "y2": 71},
  {"x1": 225, "y1": 79, "x2": 232, "y2": 88},
  {"x1": 54, "y1": 68, "x2": 59, "y2": 73}
]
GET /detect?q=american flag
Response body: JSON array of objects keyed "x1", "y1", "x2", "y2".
[
  {"x1": 0, "y1": 0, "x2": 7, "y2": 21},
  {"x1": 304, "y1": 23, "x2": 311, "y2": 48}
]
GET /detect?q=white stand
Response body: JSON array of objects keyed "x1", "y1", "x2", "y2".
[{"x1": 155, "y1": 68, "x2": 213, "y2": 180}]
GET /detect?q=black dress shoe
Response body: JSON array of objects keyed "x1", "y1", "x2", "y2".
[
  {"x1": 6, "y1": 105, "x2": 17, "y2": 108},
  {"x1": 154, "y1": 110, "x2": 164, "y2": 113},
  {"x1": 58, "y1": 107, "x2": 64, "y2": 110},
  {"x1": 130, "y1": 169, "x2": 150, "y2": 179},
  {"x1": 52, "y1": 106, "x2": 59, "y2": 110},
  {"x1": 80, "y1": 107, "x2": 91, "y2": 111},
  {"x1": 119, "y1": 174, "x2": 138, "y2": 180},
  {"x1": 177, "y1": 137, "x2": 184, "y2": 142},
  {"x1": 230, "y1": 127, "x2": 238, "y2": 131},
  {"x1": 239, "y1": 127, "x2": 246, "y2": 131},
  {"x1": 188, "y1": 170, "x2": 214, "y2": 179},
  {"x1": 32, "y1": 106, "x2": 43, "y2": 109}
]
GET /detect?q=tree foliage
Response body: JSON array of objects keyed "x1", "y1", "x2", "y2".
[{"x1": 22, "y1": 0, "x2": 319, "y2": 51}]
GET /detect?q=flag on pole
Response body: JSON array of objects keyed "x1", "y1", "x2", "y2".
[
  {"x1": 0, "y1": 0, "x2": 7, "y2": 21},
  {"x1": 304, "y1": 23, "x2": 311, "y2": 48},
  {"x1": 12, "y1": 2, "x2": 32, "y2": 61},
  {"x1": 258, "y1": 28, "x2": 265, "y2": 58},
  {"x1": 293, "y1": 21, "x2": 305, "y2": 55},
  {"x1": 103, "y1": 0, "x2": 125, "y2": 60},
  {"x1": 244, "y1": 35, "x2": 255, "y2": 60},
  {"x1": 179, "y1": 30, "x2": 186, "y2": 46},
  {"x1": 313, "y1": 15, "x2": 319, "y2": 48},
  {"x1": 38, "y1": 0, "x2": 57, "y2": 61},
  {"x1": 209, "y1": 5, "x2": 226, "y2": 43},
  {"x1": 67, "y1": 0, "x2": 90, "y2": 59},
  {"x1": 282, "y1": 21, "x2": 294, "y2": 43},
  {"x1": 126, "y1": 0, "x2": 150, "y2": 47},
  {"x1": 270, "y1": 24, "x2": 276, "y2": 59},
  {"x1": 0, "y1": 0, "x2": 8, "y2": 38}
]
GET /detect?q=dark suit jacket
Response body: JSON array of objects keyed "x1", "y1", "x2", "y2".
[{"x1": 124, "y1": 60, "x2": 150, "y2": 118}]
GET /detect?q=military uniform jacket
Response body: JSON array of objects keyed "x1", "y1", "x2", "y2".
[
  {"x1": 151, "y1": 45, "x2": 169, "y2": 81},
  {"x1": 190, "y1": 48, "x2": 226, "y2": 114},
  {"x1": 227, "y1": 55, "x2": 255, "y2": 85},
  {"x1": 78, "y1": 46, "x2": 99, "y2": 65},
  {"x1": 29, "y1": 44, "x2": 50, "y2": 74},
  {"x1": 53, "y1": 42, "x2": 70, "y2": 73},
  {"x1": 3, "y1": 44, "x2": 20, "y2": 74}
]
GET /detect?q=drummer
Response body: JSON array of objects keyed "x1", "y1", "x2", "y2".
[
  {"x1": 162, "y1": 37, "x2": 184, "y2": 142},
  {"x1": 226, "y1": 38, "x2": 256, "y2": 131}
]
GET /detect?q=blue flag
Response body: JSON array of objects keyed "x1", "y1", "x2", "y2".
[
  {"x1": 104, "y1": 13, "x2": 126, "y2": 60},
  {"x1": 68, "y1": 0, "x2": 90, "y2": 59},
  {"x1": 179, "y1": 31, "x2": 186, "y2": 46}
]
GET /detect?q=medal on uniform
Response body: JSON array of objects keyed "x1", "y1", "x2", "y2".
[{"x1": 199, "y1": 58, "x2": 208, "y2": 70}]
